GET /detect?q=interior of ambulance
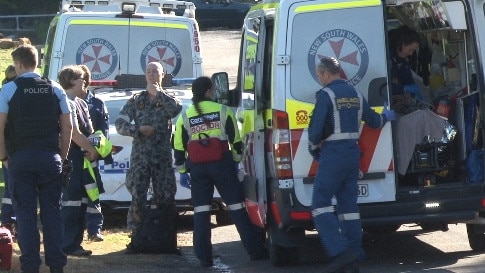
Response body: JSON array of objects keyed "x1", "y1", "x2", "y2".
[{"x1": 382, "y1": 0, "x2": 481, "y2": 188}]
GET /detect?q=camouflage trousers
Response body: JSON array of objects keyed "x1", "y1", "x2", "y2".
[{"x1": 125, "y1": 160, "x2": 176, "y2": 230}]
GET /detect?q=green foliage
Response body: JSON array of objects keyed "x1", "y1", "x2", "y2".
[
  {"x1": 0, "y1": 49, "x2": 12, "y2": 85},
  {"x1": 0, "y1": 0, "x2": 59, "y2": 15}
]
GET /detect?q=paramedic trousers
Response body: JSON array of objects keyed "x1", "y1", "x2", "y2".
[
  {"x1": 61, "y1": 148, "x2": 88, "y2": 254},
  {"x1": 86, "y1": 166, "x2": 103, "y2": 236},
  {"x1": 311, "y1": 140, "x2": 363, "y2": 259},
  {"x1": 9, "y1": 150, "x2": 67, "y2": 272},
  {"x1": 190, "y1": 152, "x2": 266, "y2": 263},
  {"x1": 0, "y1": 165, "x2": 15, "y2": 225}
]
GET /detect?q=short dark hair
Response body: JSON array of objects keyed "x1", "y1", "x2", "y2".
[
  {"x1": 318, "y1": 56, "x2": 341, "y2": 75},
  {"x1": 58, "y1": 65, "x2": 84, "y2": 90},
  {"x1": 11, "y1": 44, "x2": 38, "y2": 69}
]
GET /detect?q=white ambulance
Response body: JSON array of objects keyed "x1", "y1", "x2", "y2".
[
  {"x1": 212, "y1": 0, "x2": 485, "y2": 266},
  {"x1": 40, "y1": 0, "x2": 232, "y2": 225},
  {"x1": 42, "y1": 0, "x2": 203, "y2": 80}
]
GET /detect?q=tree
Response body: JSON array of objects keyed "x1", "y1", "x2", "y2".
[{"x1": 0, "y1": 0, "x2": 59, "y2": 15}]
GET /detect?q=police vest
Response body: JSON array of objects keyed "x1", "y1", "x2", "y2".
[
  {"x1": 323, "y1": 87, "x2": 363, "y2": 141},
  {"x1": 7, "y1": 77, "x2": 60, "y2": 153}
]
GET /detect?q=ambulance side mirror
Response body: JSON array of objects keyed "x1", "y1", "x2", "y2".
[{"x1": 211, "y1": 72, "x2": 240, "y2": 107}]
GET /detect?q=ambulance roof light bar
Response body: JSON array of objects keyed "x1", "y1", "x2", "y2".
[{"x1": 61, "y1": 0, "x2": 196, "y2": 17}]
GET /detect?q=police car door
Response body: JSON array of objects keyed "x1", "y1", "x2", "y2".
[
  {"x1": 128, "y1": 15, "x2": 202, "y2": 78},
  {"x1": 239, "y1": 11, "x2": 269, "y2": 227},
  {"x1": 286, "y1": 0, "x2": 396, "y2": 205}
]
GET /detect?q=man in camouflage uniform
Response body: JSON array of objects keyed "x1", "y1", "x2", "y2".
[{"x1": 115, "y1": 62, "x2": 182, "y2": 248}]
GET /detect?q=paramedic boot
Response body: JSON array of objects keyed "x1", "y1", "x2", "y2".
[{"x1": 322, "y1": 248, "x2": 359, "y2": 273}]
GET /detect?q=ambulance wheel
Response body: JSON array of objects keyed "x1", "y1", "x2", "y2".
[
  {"x1": 466, "y1": 224, "x2": 485, "y2": 252},
  {"x1": 215, "y1": 209, "x2": 232, "y2": 226},
  {"x1": 267, "y1": 229, "x2": 299, "y2": 267}
]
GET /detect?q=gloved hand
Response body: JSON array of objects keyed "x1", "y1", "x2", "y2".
[
  {"x1": 383, "y1": 109, "x2": 396, "y2": 121},
  {"x1": 180, "y1": 173, "x2": 191, "y2": 189},
  {"x1": 404, "y1": 84, "x2": 423, "y2": 101},
  {"x1": 61, "y1": 159, "x2": 72, "y2": 188},
  {"x1": 308, "y1": 144, "x2": 320, "y2": 161},
  {"x1": 383, "y1": 101, "x2": 396, "y2": 122}
]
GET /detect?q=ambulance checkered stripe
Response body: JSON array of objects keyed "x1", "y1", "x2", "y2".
[
  {"x1": 290, "y1": 123, "x2": 393, "y2": 178},
  {"x1": 243, "y1": 133, "x2": 256, "y2": 177}
]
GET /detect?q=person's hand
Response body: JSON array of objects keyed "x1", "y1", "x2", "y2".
[
  {"x1": 383, "y1": 109, "x2": 396, "y2": 121},
  {"x1": 139, "y1": 125, "x2": 155, "y2": 136},
  {"x1": 404, "y1": 84, "x2": 423, "y2": 101},
  {"x1": 383, "y1": 101, "x2": 396, "y2": 121},
  {"x1": 180, "y1": 173, "x2": 191, "y2": 189},
  {"x1": 308, "y1": 144, "x2": 320, "y2": 161},
  {"x1": 84, "y1": 149, "x2": 100, "y2": 161}
]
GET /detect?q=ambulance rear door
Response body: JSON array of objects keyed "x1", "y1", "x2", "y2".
[
  {"x1": 281, "y1": 0, "x2": 396, "y2": 206},
  {"x1": 48, "y1": 12, "x2": 130, "y2": 81},
  {"x1": 127, "y1": 15, "x2": 202, "y2": 78}
]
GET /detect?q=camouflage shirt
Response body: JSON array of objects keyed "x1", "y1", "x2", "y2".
[{"x1": 115, "y1": 90, "x2": 182, "y2": 164}]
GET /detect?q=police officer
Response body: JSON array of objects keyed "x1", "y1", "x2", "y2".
[
  {"x1": 173, "y1": 76, "x2": 268, "y2": 267},
  {"x1": 308, "y1": 57, "x2": 396, "y2": 273},
  {"x1": 78, "y1": 64, "x2": 111, "y2": 242},
  {"x1": 0, "y1": 45, "x2": 72, "y2": 273},
  {"x1": 58, "y1": 65, "x2": 100, "y2": 257},
  {"x1": 115, "y1": 62, "x2": 181, "y2": 253}
]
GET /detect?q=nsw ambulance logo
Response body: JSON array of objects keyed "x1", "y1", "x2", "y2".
[
  {"x1": 307, "y1": 29, "x2": 369, "y2": 86},
  {"x1": 140, "y1": 40, "x2": 182, "y2": 76},
  {"x1": 76, "y1": 38, "x2": 118, "y2": 80}
]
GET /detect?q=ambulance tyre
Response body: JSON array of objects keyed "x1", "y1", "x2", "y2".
[
  {"x1": 466, "y1": 224, "x2": 485, "y2": 252},
  {"x1": 267, "y1": 229, "x2": 300, "y2": 267}
]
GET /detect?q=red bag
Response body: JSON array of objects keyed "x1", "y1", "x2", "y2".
[
  {"x1": 187, "y1": 133, "x2": 228, "y2": 164},
  {"x1": 0, "y1": 226, "x2": 13, "y2": 270}
]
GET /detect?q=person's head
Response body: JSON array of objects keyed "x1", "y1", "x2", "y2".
[
  {"x1": 316, "y1": 56, "x2": 341, "y2": 86},
  {"x1": 389, "y1": 25, "x2": 420, "y2": 59},
  {"x1": 2, "y1": 65, "x2": 16, "y2": 85},
  {"x1": 57, "y1": 65, "x2": 85, "y2": 95},
  {"x1": 145, "y1": 62, "x2": 165, "y2": 85},
  {"x1": 78, "y1": 64, "x2": 91, "y2": 91},
  {"x1": 191, "y1": 76, "x2": 214, "y2": 103},
  {"x1": 11, "y1": 44, "x2": 38, "y2": 75},
  {"x1": 191, "y1": 76, "x2": 214, "y2": 119}
]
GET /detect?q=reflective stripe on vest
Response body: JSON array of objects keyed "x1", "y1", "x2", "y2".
[
  {"x1": 182, "y1": 105, "x2": 228, "y2": 141},
  {"x1": 83, "y1": 158, "x2": 100, "y2": 201},
  {"x1": 324, "y1": 87, "x2": 363, "y2": 141}
]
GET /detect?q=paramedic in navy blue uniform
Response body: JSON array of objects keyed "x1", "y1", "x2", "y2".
[
  {"x1": 308, "y1": 57, "x2": 395, "y2": 273},
  {"x1": 173, "y1": 76, "x2": 268, "y2": 267},
  {"x1": 58, "y1": 65, "x2": 100, "y2": 257},
  {"x1": 79, "y1": 64, "x2": 111, "y2": 242},
  {"x1": 0, "y1": 44, "x2": 72, "y2": 273}
]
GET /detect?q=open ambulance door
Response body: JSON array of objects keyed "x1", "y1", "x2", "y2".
[{"x1": 238, "y1": 14, "x2": 268, "y2": 228}]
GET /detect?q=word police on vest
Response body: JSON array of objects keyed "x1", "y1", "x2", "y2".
[{"x1": 24, "y1": 87, "x2": 50, "y2": 94}]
